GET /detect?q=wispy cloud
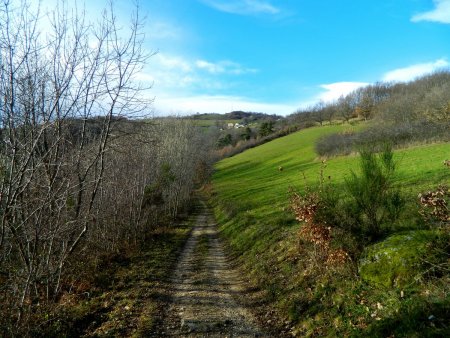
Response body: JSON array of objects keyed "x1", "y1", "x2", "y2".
[
  {"x1": 137, "y1": 53, "x2": 257, "y2": 89},
  {"x1": 200, "y1": 0, "x2": 280, "y2": 15},
  {"x1": 135, "y1": 53, "x2": 263, "y2": 113},
  {"x1": 195, "y1": 60, "x2": 258, "y2": 74},
  {"x1": 382, "y1": 59, "x2": 449, "y2": 82},
  {"x1": 136, "y1": 55, "x2": 227, "y2": 94},
  {"x1": 146, "y1": 21, "x2": 184, "y2": 40},
  {"x1": 317, "y1": 82, "x2": 369, "y2": 103},
  {"x1": 155, "y1": 54, "x2": 193, "y2": 72},
  {"x1": 411, "y1": 0, "x2": 450, "y2": 24}
]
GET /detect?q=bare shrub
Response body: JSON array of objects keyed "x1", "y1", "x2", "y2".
[
  {"x1": 0, "y1": 0, "x2": 158, "y2": 332},
  {"x1": 316, "y1": 121, "x2": 450, "y2": 157},
  {"x1": 418, "y1": 185, "x2": 450, "y2": 228},
  {"x1": 290, "y1": 146, "x2": 405, "y2": 268},
  {"x1": 289, "y1": 170, "x2": 352, "y2": 270}
]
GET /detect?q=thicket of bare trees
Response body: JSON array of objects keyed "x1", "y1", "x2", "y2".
[
  {"x1": 0, "y1": 1, "x2": 211, "y2": 334},
  {"x1": 288, "y1": 71, "x2": 450, "y2": 156},
  {"x1": 291, "y1": 72, "x2": 450, "y2": 126},
  {"x1": 83, "y1": 118, "x2": 210, "y2": 252}
]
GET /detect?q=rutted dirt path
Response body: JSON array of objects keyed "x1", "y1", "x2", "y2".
[{"x1": 155, "y1": 201, "x2": 268, "y2": 337}]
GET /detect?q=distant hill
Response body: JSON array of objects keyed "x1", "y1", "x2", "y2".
[{"x1": 189, "y1": 111, "x2": 283, "y2": 121}]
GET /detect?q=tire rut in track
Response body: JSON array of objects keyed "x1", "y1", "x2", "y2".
[{"x1": 156, "y1": 201, "x2": 267, "y2": 337}]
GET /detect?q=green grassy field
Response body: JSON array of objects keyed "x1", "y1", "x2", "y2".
[
  {"x1": 216, "y1": 125, "x2": 447, "y2": 215},
  {"x1": 213, "y1": 125, "x2": 448, "y2": 247},
  {"x1": 214, "y1": 124, "x2": 448, "y2": 202},
  {"x1": 211, "y1": 124, "x2": 450, "y2": 336},
  {"x1": 191, "y1": 119, "x2": 241, "y2": 128}
]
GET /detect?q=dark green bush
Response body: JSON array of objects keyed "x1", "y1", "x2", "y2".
[
  {"x1": 311, "y1": 145, "x2": 405, "y2": 249},
  {"x1": 345, "y1": 145, "x2": 404, "y2": 241}
]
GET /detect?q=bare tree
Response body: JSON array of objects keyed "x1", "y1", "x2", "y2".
[
  {"x1": 156, "y1": 118, "x2": 204, "y2": 218},
  {"x1": 336, "y1": 95, "x2": 355, "y2": 123},
  {"x1": 0, "y1": 0, "x2": 151, "y2": 328},
  {"x1": 312, "y1": 101, "x2": 326, "y2": 126},
  {"x1": 323, "y1": 102, "x2": 336, "y2": 125}
]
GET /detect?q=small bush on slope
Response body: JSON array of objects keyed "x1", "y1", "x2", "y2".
[
  {"x1": 287, "y1": 148, "x2": 448, "y2": 335},
  {"x1": 345, "y1": 144, "x2": 405, "y2": 242},
  {"x1": 293, "y1": 145, "x2": 405, "y2": 253}
]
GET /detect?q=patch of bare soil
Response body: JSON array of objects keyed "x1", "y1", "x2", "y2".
[{"x1": 153, "y1": 201, "x2": 269, "y2": 337}]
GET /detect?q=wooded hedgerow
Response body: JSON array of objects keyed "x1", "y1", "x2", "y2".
[{"x1": 0, "y1": 1, "x2": 210, "y2": 333}]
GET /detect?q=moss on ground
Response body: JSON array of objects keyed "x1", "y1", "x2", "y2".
[{"x1": 359, "y1": 230, "x2": 438, "y2": 288}]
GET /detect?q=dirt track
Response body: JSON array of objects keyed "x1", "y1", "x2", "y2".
[{"x1": 155, "y1": 201, "x2": 267, "y2": 337}]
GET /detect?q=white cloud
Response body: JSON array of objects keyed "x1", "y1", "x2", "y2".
[
  {"x1": 295, "y1": 59, "x2": 450, "y2": 111},
  {"x1": 135, "y1": 53, "x2": 267, "y2": 114},
  {"x1": 146, "y1": 21, "x2": 183, "y2": 40},
  {"x1": 196, "y1": 60, "x2": 225, "y2": 73},
  {"x1": 200, "y1": 0, "x2": 280, "y2": 15},
  {"x1": 382, "y1": 59, "x2": 449, "y2": 83},
  {"x1": 412, "y1": 0, "x2": 450, "y2": 24},
  {"x1": 153, "y1": 95, "x2": 297, "y2": 115},
  {"x1": 317, "y1": 82, "x2": 369, "y2": 102},
  {"x1": 154, "y1": 54, "x2": 193, "y2": 72},
  {"x1": 150, "y1": 54, "x2": 256, "y2": 76},
  {"x1": 135, "y1": 54, "x2": 198, "y2": 92},
  {"x1": 195, "y1": 60, "x2": 258, "y2": 74},
  {"x1": 136, "y1": 54, "x2": 257, "y2": 92}
]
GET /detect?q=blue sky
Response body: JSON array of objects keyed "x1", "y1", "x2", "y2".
[{"x1": 46, "y1": 0, "x2": 450, "y2": 115}]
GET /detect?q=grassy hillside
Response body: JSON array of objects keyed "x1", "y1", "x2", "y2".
[
  {"x1": 213, "y1": 124, "x2": 448, "y2": 238},
  {"x1": 211, "y1": 124, "x2": 450, "y2": 336}
]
